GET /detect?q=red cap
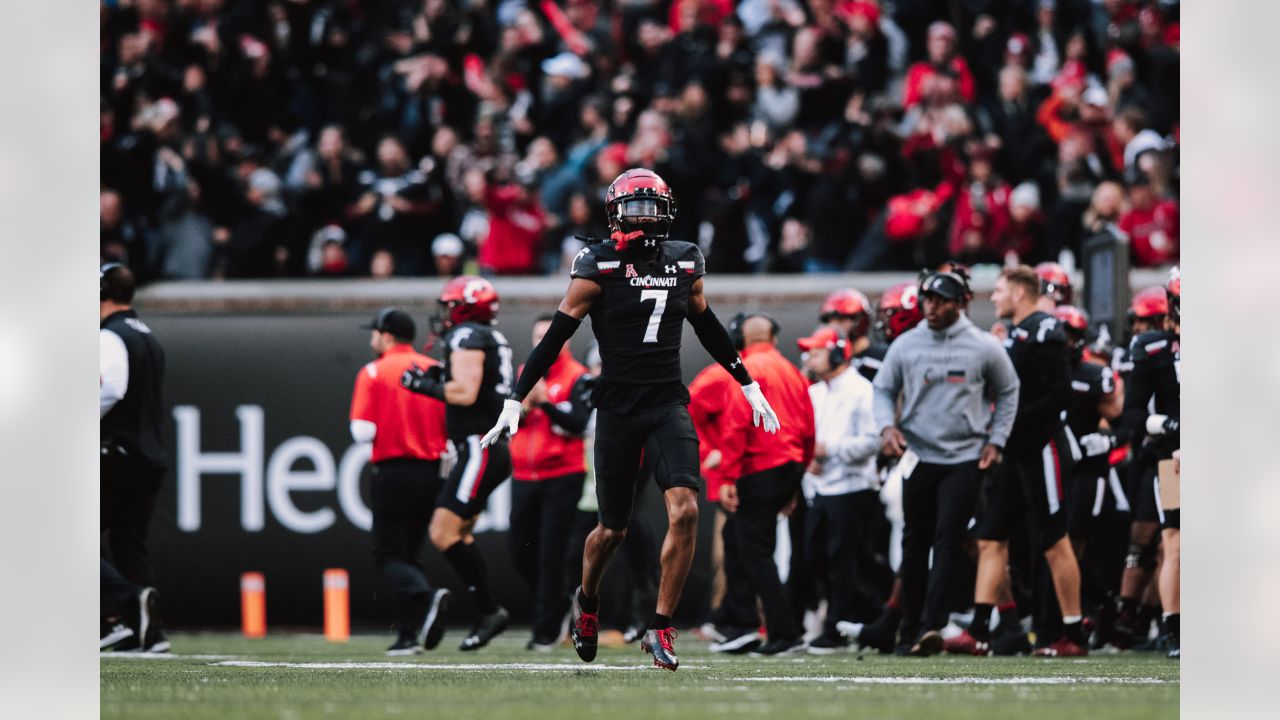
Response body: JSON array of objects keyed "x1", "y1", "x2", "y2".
[{"x1": 797, "y1": 327, "x2": 852, "y2": 362}]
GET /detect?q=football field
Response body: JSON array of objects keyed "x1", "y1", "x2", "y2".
[{"x1": 101, "y1": 632, "x2": 1179, "y2": 719}]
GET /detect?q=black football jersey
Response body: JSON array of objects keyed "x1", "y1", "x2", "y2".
[
  {"x1": 1118, "y1": 329, "x2": 1179, "y2": 446},
  {"x1": 1066, "y1": 360, "x2": 1116, "y2": 439},
  {"x1": 853, "y1": 343, "x2": 888, "y2": 382},
  {"x1": 1002, "y1": 311, "x2": 1072, "y2": 453},
  {"x1": 442, "y1": 322, "x2": 514, "y2": 439},
  {"x1": 570, "y1": 240, "x2": 706, "y2": 386}
]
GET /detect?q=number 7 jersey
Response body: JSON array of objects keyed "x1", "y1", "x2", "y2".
[{"x1": 571, "y1": 240, "x2": 706, "y2": 385}]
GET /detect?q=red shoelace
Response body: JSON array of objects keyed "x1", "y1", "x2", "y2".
[
  {"x1": 576, "y1": 612, "x2": 599, "y2": 638},
  {"x1": 657, "y1": 628, "x2": 678, "y2": 652}
]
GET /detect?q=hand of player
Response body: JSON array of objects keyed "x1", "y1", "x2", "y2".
[
  {"x1": 721, "y1": 481, "x2": 742, "y2": 509},
  {"x1": 1078, "y1": 432, "x2": 1114, "y2": 458},
  {"x1": 880, "y1": 426, "x2": 907, "y2": 458},
  {"x1": 401, "y1": 364, "x2": 443, "y2": 394},
  {"x1": 480, "y1": 399, "x2": 523, "y2": 447},
  {"x1": 1145, "y1": 414, "x2": 1179, "y2": 436},
  {"x1": 741, "y1": 382, "x2": 781, "y2": 434},
  {"x1": 978, "y1": 443, "x2": 1003, "y2": 470}
]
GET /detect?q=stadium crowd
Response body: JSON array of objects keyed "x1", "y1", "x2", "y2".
[{"x1": 100, "y1": 0, "x2": 1179, "y2": 281}]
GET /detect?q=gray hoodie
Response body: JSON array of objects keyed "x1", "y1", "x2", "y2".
[{"x1": 872, "y1": 315, "x2": 1020, "y2": 464}]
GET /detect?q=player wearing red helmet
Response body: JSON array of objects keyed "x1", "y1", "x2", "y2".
[
  {"x1": 875, "y1": 282, "x2": 924, "y2": 344},
  {"x1": 401, "y1": 275, "x2": 515, "y2": 652},
  {"x1": 480, "y1": 169, "x2": 782, "y2": 671},
  {"x1": 820, "y1": 288, "x2": 887, "y2": 381},
  {"x1": 1035, "y1": 262, "x2": 1072, "y2": 310}
]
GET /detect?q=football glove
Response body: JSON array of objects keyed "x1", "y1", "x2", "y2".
[
  {"x1": 480, "y1": 399, "x2": 523, "y2": 447},
  {"x1": 741, "y1": 382, "x2": 781, "y2": 434},
  {"x1": 1078, "y1": 432, "x2": 1114, "y2": 458},
  {"x1": 401, "y1": 364, "x2": 444, "y2": 396},
  {"x1": 1145, "y1": 414, "x2": 1179, "y2": 436}
]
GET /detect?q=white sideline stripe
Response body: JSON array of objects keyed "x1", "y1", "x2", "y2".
[
  {"x1": 102, "y1": 653, "x2": 233, "y2": 660},
  {"x1": 211, "y1": 661, "x2": 703, "y2": 671},
  {"x1": 733, "y1": 676, "x2": 1174, "y2": 685}
]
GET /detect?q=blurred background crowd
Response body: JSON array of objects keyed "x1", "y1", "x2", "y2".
[{"x1": 100, "y1": 0, "x2": 1179, "y2": 282}]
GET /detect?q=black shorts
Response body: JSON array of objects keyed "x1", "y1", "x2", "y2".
[
  {"x1": 975, "y1": 436, "x2": 1071, "y2": 552},
  {"x1": 1128, "y1": 451, "x2": 1161, "y2": 523},
  {"x1": 436, "y1": 435, "x2": 512, "y2": 520},
  {"x1": 1066, "y1": 456, "x2": 1109, "y2": 538},
  {"x1": 594, "y1": 403, "x2": 700, "y2": 530}
]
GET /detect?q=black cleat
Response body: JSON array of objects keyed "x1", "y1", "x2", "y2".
[
  {"x1": 641, "y1": 627, "x2": 680, "y2": 671},
  {"x1": 570, "y1": 587, "x2": 600, "y2": 662},
  {"x1": 459, "y1": 606, "x2": 510, "y2": 651},
  {"x1": 100, "y1": 622, "x2": 134, "y2": 652},
  {"x1": 622, "y1": 625, "x2": 645, "y2": 644},
  {"x1": 857, "y1": 615, "x2": 898, "y2": 655},
  {"x1": 387, "y1": 634, "x2": 423, "y2": 656},
  {"x1": 417, "y1": 589, "x2": 450, "y2": 651},
  {"x1": 709, "y1": 627, "x2": 763, "y2": 654},
  {"x1": 751, "y1": 637, "x2": 807, "y2": 656}
]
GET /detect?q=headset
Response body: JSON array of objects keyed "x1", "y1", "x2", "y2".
[
  {"x1": 826, "y1": 327, "x2": 852, "y2": 368},
  {"x1": 728, "y1": 311, "x2": 781, "y2": 351},
  {"x1": 100, "y1": 262, "x2": 124, "y2": 301}
]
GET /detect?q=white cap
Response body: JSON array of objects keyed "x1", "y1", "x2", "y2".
[
  {"x1": 432, "y1": 233, "x2": 464, "y2": 257},
  {"x1": 1011, "y1": 182, "x2": 1040, "y2": 210},
  {"x1": 541, "y1": 52, "x2": 590, "y2": 79},
  {"x1": 1083, "y1": 86, "x2": 1108, "y2": 107}
]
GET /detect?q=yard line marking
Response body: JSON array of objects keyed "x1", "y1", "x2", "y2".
[
  {"x1": 732, "y1": 676, "x2": 1175, "y2": 685},
  {"x1": 210, "y1": 661, "x2": 706, "y2": 671},
  {"x1": 100, "y1": 653, "x2": 235, "y2": 661}
]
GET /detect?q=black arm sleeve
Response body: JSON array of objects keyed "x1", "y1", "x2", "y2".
[
  {"x1": 511, "y1": 311, "x2": 582, "y2": 400},
  {"x1": 688, "y1": 305, "x2": 753, "y2": 386},
  {"x1": 540, "y1": 374, "x2": 594, "y2": 435}
]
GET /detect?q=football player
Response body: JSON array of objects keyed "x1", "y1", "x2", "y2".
[
  {"x1": 480, "y1": 168, "x2": 781, "y2": 671},
  {"x1": 401, "y1": 276, "x2": 515, "y2": 651},
  {"x1": 819, "y1": 288, "x2": 887, "y2": 381}
]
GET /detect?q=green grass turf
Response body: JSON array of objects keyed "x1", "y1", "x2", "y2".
[{"x1": 101, "y1": 631, "x2": 1178, "y2": 720}]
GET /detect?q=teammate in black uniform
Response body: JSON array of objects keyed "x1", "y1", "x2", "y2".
[
  {"x1": 1116, "y1": 270, "x2": 1180, "y2": 658},
  {"x1": 971, "y1": 265, "x2": 1086, "y2": 656},
  {"x1": 402, "y1": 276, "x2": 514, "y2": 651},
  {"x1": 1104, "y1": 285, "x2": 1170, "y2": 647},
  {"x1": 480, "y1": 168, "x2": 781, "y2": 671},
  {"x1": 819, "y1": 288, "x2": 887, "y2": 381}
]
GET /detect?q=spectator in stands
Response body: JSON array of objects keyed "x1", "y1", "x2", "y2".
[
  {"x1": 477, "y1": 166, "x2": 547, "y2": 276},
  {"x1": 1120, "y1": 178, "x2": 1179, "y2": 267}
]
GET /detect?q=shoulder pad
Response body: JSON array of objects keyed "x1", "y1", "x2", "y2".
[
  {"x1": 1131, "y1": 330, "x2": 1172, "y2": 360},
  {"x1": 665, "y1": 241, "x2": 706, "y2": 277},
  {"x1": 447, "y1": 324, "x2": 493, "y2": 351},
  {"x1": 570, "y1": 243, "x2": 616, "y2": 280}
]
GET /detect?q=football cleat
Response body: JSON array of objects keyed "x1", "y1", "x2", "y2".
[
  {"x1": 459, "y1": 606, "x2": 510, "y2": 652},
  {"x1": 709, "y1": 628, "x2": 764, "y2": 654},
  {"x1": 641, "y1": 627, "x2": 680, "y2": 670},
  {"x1": 417, "y1": 588, "x2": 450, "y2": 651},
  {"x1": 1032, "y1": 637, "x2": 1089, "y2": 657},
  {"x1": 387, "y1": 634, "x2": 423, "y2": 656},
  {"x1": 569, "y1": 587, "x2": 599, "y2": 662},
  {"x1": 100, "y1": 622, "x2": 134, "y2": 652},
  {"x1": 909, "y1": 629, "x2": 944, "y2": 657},
  {"x1": 943, "y1": 629, "x2": 991, "y2": 656}
]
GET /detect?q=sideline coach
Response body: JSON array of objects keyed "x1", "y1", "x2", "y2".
[{"x1": 350, "y1": 307, "x2": 451, "y2": 655}]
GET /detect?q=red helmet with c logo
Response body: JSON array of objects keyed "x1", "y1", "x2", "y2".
[
  {"x1": 876, "y1": 282, "x2": 923, "y2": 343},
  {"x1": 438, "y1": 275, "x2": 499, "y2": 329}
]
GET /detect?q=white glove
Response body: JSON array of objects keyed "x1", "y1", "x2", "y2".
[
  {"x1": 481, "y1": 399, "x2": 522, "y2": 447},
  {"x1": 1146, "y1": 413, "x2": 1170, "y2": 436},
  {"x1": 741, "y1": 381, "x2": 781, "y2": 434},
  {"x1": 439, "y1": 439, "x2": 457, "y2": 479},
  {"x1": 1078, "y1": 432, "x2": 1114, "y2": 458}
]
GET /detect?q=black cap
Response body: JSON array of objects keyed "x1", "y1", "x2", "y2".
[
  {"x1": 920, "y1": 272, "x2": 967, "y2": 301},
  {"x1": 363, "y1": 306, "x2": 415, "y2": 341}
]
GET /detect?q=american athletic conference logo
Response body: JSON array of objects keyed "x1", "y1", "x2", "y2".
[{"x1": 625, "y1": 264, "x2": 638, "y2": 278}]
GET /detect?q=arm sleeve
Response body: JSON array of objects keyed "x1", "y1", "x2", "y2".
[
  {"x1": 100, "y1": 330, "x2": 129, "y2": 418},
  {"x1": 540, "y1": 373, "x2": 594, "y2": 435},
  {"x1": 830, "y1": 385, "x2": 882, "y2": 464},
  {"x1": 984, "y1": 342, "x2": 1021, "y2": 448},
  {"x1": 511, "y1": 311, "x2": 582, "y2": 400},
  {"x1": 687, "y1": 305, "x2": 752, "y2": 385},
  {"x1": 871, "y1": 344, "x2": 902, "y2": 432},
  {"x1": 1116, "y1": 342, "x2": 1155, "y2": 446}
]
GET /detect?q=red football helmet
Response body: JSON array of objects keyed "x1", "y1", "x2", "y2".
[
  {"x1": 438, "y1": 275, "x2": 499, "y2": 329},
  {"x1": 1166, "y1": 266, "x2": 1180, "y2": 325},
  {"x1": 1129, "y1": 286, "x2": 1168, "y2": 321},
  {"x1": 819, "y1": 288, "x2": 872, "y2": 339},
  {"x1": 1053, "y1": 304, "x2": 1090, "y2": 352},
  {"x1": 876, "y1": 281, "x2": 923, "y2": 343},
  {"x1": 1035, "y1": 262, "x2": 1072, "y2": 305},
  {"x1": 605, "y1": 168, "x2": 677, "y2": 249}
]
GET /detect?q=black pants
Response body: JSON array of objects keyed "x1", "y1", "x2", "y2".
[
  {"x1": 733, "y1": 462, "x2": 804, "y2": 642},
  {"x1": 806, "y1": 490, "x2": 886, "y2": 628},
  {"x1": 594, "y1": 404, "x2": 700, "y2": 530},
  {"x1": 371, "y1": 458, "x2": 442, "y2": 635},
  {"x1": 510, "y1": 473, "x2": 585, "y2": 642},
  {"x1": 101, "y1": 558, "x2": 141, "y2": 620},
  {"x1": 712, "y1": 510, "x2": 759, "y2": 630},
  {"x1": 101, "y1": 452, "x2": 163, "y2": 589},
  {"x1": 900, "y1": 460, "x2": 982, "y2": 637}
]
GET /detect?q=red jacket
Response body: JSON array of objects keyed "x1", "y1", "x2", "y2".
[
  {"x1": 902, "y1": 58, "x2": 976, "y2": 109},
  {"x1": 688, "y1": 363, "x2": 736, "y2": 502},
  {"x1": 510, "y1": 353, "x2": 588, "y2": 481},
  {"x1": 479, "y1": 185, "x2": 546, "y2": 275},
  {"x1": 349, "y1": 344, "x2": 447, "y2": 464},
  {"x1": 949, "y1": 181, "x2": 1012, "y2": 257},
  {"x1": 719, "y1": 343, "x2": 816, "y2": 482},
  {"x1": 1120, "y1": 199, "x2": 1179, "y2": 267}
]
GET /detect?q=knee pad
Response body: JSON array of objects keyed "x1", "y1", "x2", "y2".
[{"x1": 1125, "y1": 541, "x2": 1157, "y2": 571}]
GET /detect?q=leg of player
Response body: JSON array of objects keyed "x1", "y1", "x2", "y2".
[
  {"x1": 640, "y1": 486, "x2": 698, "y2": 671},
  {"x1": 1159, "y1": 527, "x2": 1179, "y2": 659},
  {"x1": 946, "y1": 540, "x2": 1005, "y2": 656},
  {"x1": 430, "y1": 508, "x2": 509, "y2": 651},
  {"x1": 1112, "y1": 520, "x2": 1160, "y2": 646},
  {"x1": 1036, "y1": 536, "x2": 1087, "y2": 656},
  {"x1": 570, "y1": 523, "x2": 626, "y2": 662}
]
